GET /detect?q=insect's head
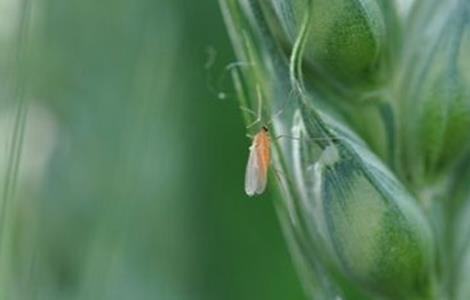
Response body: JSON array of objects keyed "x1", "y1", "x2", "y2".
[{"x1": 262, "y1": 125, "x2": 269, "y2": 132}]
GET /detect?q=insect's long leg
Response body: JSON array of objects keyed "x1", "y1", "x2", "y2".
[
  {"x1": 271, "y1": 105, "x2": 286, "y2": 120},
  {"x1": 265, "y1": 85, "x2": 301, "y2": 127},
  {"x1": 273, "y1": 134, "x2": 342, "y2": 143},
  {"x1": 240, "y1": 106, "x2": 257, "y2": 117},
  {"x1": 246, "y1": 117, "x2": 261, "y2": 129},
  {"x1": 272, "y1": 165, "x2": 287, "y2": 179},
  {"x1": 244, "y1": 82, "x2": 299, "y2": 129},
  {"x1": 271, "y1": 165, "x2": 292, "y2": 197},
  {"x1": 241, "y1": 105, "x2": 260, "y2": 129},
  {"x1": 273, "y1": 135, "x2": 303, "y2": 141}
]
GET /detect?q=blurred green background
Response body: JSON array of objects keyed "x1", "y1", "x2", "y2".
[{"x1": 0, "y1": 0, "x2": 305, "y2": 299}]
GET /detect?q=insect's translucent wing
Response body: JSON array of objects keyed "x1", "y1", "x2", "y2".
[
  {"x1": 245, "y1": 146, "x2": 259, "y2": 196},
  {"x1": 245, "y1": 145, "x2": 267, "y2": 196}
]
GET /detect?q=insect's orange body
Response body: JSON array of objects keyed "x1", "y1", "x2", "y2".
[
  {"x1": 245, "y1": 126, "x2": 271, "y2": 196},
  {"x1": 253, "y1": 127, "x2": 270, "y2": 175}
]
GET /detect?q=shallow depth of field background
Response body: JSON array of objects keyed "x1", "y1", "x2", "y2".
[{"x1": 0, "y1": 0, "x2": 305, "y2": 299}]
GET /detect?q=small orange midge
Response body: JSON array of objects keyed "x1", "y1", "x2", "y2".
[
  {"x1": 243, "y1": 84, "x2": 287, "y2": 197},
  {"x1": 245, "y1": 125, "x2": 271, "y2": 196}
]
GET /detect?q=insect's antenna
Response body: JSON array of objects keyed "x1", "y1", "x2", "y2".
[
  {"x1": 226, "y1": 61, "x2": 254, "y2": 71},
  {"x1": 205, "y1": 48, "x2": 255, "y2": 101},
  {"x1": 204, "y1": 46, "x2": 225, "y2": 99},
  {"x1": 256, "y1": 84, "x2": 263, "y2": 121},
  {"x1": 221, "y1": 61, "x2": 254, "y2": 100},
  {"x1": 246, "y1": 84, "x2": 264, "y2": 129}
]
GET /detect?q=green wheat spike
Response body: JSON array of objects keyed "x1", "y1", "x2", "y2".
[{"x1": 220, "y1": 0, "x2": 470, "y2": 299}]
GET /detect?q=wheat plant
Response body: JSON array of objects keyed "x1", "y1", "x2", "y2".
[{"x1": 220, "y1": 0, "x2": 470, "y2": 299}]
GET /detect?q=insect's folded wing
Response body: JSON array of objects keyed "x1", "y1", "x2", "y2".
[{"x1": 245, "y1": 146, "x2": 265, "y2": 196}]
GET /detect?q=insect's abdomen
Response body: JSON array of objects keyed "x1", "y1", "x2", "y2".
[{"x1": 256, "y1": 131, "x2": 270, "y2": 174}]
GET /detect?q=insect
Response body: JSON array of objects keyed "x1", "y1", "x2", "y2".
[
  {"x1": 245, "y1": 125, "x2": 271, "y2": 196},
  {"x1": 242, "y1": 83, "x2": 292, "y2": 197},
  {"x1": 241, "y1": 80, "x2": 342, "y2": 197},
  {"x1": 242, "y1": 84, "x2": 330, "y2": 197}
]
